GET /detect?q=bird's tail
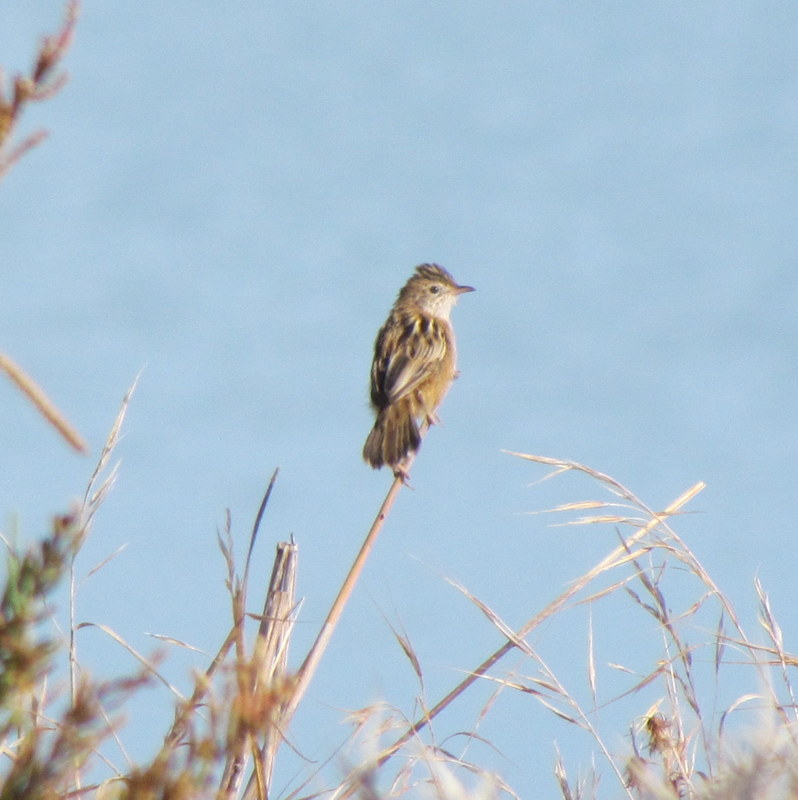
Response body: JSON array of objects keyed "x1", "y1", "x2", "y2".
[{"x1": 363, "y1": 401, "x2": 421, "y2": 469}]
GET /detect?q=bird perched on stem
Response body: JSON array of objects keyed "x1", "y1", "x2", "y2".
[{"x1": 363, "y1": 263, "x2": 474, "y2": 478}]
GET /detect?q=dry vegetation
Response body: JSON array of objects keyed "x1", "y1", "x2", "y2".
[
  {"x1": 3, "y1": 4, "x2": 798, "y2": 798},
  {"x1": 4, "y1": 389, "x2": 798, "y2": 799}
]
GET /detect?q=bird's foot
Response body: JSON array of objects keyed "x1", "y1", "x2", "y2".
[{"x1": 392, "y1": 463, "x2": 413, "y2": 487}]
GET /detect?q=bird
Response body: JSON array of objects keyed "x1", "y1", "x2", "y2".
[{"x1": 363, "y1": 263, "x2": 474, "y2": 477}]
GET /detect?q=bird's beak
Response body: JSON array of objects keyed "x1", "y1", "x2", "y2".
[{"x1": 455, "y1": 284, "x2": 475, "y2": 294}]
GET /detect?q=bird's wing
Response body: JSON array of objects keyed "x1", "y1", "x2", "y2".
[{"x1": 372, "y1": 313, "x2": 448, "y2": 405}]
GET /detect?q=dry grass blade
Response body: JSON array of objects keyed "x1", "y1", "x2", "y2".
[
  {"x1": 504, "y1": 451, "x2": 642, "y2": 503},
  {"x1": 387, "y1": 621, "x2": 423, "y2": 685},
  {"x1": 161, "y1": 625, "x2": 237, "y2": 752},
  {"x1": 76, "y1": 622, "x2": 182, "y2": 698},
  {"x1": 536, "y1": 696, "x2": 581, "y2": 726},
  {"x1": 85, "y1": 544, "x2": 128, "y2": 580},
  {"x1": 717, "y1": 693, "x2": 763, "y2": 738},
  {"x1": 81, "y1": 375, "x2": 139, "y2": 525},
  {"x1": 577, "y1": 573, "x2": 640, "y2": 606},
  {"x1": 709, "y1": 634, "x2": 798, "y2": 667},
  {"x1": 601, "y1": 661, "x2": 674, "y2": 708},
  {"x1": 714, "y1": 612, "x2": 726, "y2": 678},
  {"x1": 468, "y1": 673, "x2": 544, "y2": 696},
  {"x1": 553, "y1": 745, "x2": 576, "y2": 800},
  {"x1": 442, "y1": 574, "x2": 533, "y2": 656},
  {"x1": 0, "y1": 129, "x2": 49, "y2": 177},
  {"x1": 755, "y1": 577, "x2": 798, "y2": 729},
  {"x1": 587, "y1": 610, "x2": 596, "y2": 706},
  {"x1": 0, "y1": 353, "x2": 88, "y2": 454},
  {"x1": 145, "y1": 633, "x2": 207, "y2": 655},
  {"x1": 507, "y1": 451, "x2": 707, "y2": 515},
  {"x1": 243, "y1": 468, "x2": 280, "y2": 591}
]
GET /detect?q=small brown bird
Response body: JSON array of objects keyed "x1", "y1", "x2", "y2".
[{"x1": 363, "y1": 263, "x2": 474, "y2": 475}]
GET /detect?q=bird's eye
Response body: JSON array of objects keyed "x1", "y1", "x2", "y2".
[{"x1": 429, "y1": 285, "x2": 441, "y2": 294}]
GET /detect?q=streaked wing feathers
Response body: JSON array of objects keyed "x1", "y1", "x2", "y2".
[{"x1": 371, "y1": 312, "x2": 448, "y2": 406}]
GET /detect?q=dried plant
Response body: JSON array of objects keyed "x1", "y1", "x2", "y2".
[{"x1": 0, "y1": 0, "x2": 78, "y2": 180}]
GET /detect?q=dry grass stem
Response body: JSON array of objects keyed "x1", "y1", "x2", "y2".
[
  {"x1": 0, "y1": 353, "x2": 88, "y2": 454},
  {"x1": 68, "y1": 378, "x2": 138, "y2": 710},
  {"x1": 239, "y1": 540, "x2": 299, "y2": 799},
  {"x1": 275, "y1": 443, "x2": 422, "y2": 747}
]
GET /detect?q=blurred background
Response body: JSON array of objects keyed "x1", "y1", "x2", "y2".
[{"x1": 2, "y1": 2, "x2": 797, "y2": 795}]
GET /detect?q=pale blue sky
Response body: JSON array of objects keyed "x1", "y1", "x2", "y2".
[{"x1": 2, "y1": 2, "x2": 797, "y2": 796}]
